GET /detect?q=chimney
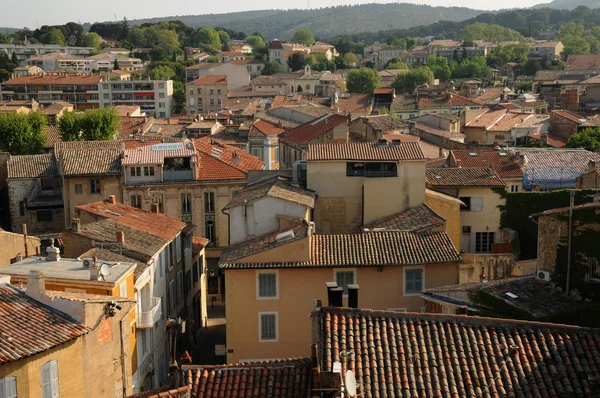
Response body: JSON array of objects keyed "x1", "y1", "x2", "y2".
[
  {"x1": 326, "y1": 282, "x2": 338, "y2": 306},
  {"x1": 330, "y1": 287, "x2": 343, "y2": 307},
  {"x1": 90, "y1": 257, "x2": 100, "y2": 280},
  {"x1": 46, "y1": 239, "x2": 60, "y2": 261},
  {"x1": 439, "y1": 147, "x2": 443, "y2": 158},
  {"x1": 71, "y1": 218, "x2": 80, "y2": 232},
  {"x1": 348, "y1": 284, "x2": 359, "y2": 309},
  {"x1": 456, "y1": 159, "x2": 462, "y2": 168},
  {"x1": 26, "y1": 270, "x2": 46, "y2": 299},
  {"x1": 151, "y1": 202, "x2": 159, "y2": 214},
  {"x1": 589, "y1": 159, "x2": 597, "y2": 172},
  {"x1": 107, "y1": 195, "x2": 117, "y2": 204},
  {"x1": 116, "y1": 230, "x2": 125, "y2": 244}
]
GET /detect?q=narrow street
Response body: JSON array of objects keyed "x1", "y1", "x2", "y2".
[{"x1": 190, "y1": 303, "x2": 226, "y2": 365}]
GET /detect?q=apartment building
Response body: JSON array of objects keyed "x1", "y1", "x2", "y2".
[
  {"x1": 185, "y1": 62, "x2": 250, "y2": 89},
  {"x1": 186, "y1": 75, "x2": 228, "y2": 114},
  {"x1": 0, "y1": 44, "x2": 95, "y2": 64},
  {"x1": 99, "y1": 79, "x2": 173, "y2": 118},
  {"x1": 528, "y1": 41, "x2": 564, "y2": 61},
  {"x1": 377, "y1": 45, "x2": 403, "y2": 69},
  {"x1": 25, "y1": 52, "x2": 144, "y2": 74}
]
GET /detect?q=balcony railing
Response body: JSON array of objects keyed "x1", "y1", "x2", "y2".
[{"x1": 137, "y1": 297, "x2": 161, "y2": 328}]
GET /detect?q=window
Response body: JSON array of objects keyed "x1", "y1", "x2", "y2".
[
  {"x1": 475, "y1": 232, "x2": 494, "y2": 253},
  {"x1": 75, "y1": 184, "x2": 82, "y2": 194},
  {"x1": 19, "y1": 201, "x2": 25, "y2": 217},
  {"x1": 589, "y1": 258, "x2": 600, "y2": 281},
  {"x1": 37, "y1": 210, "x2": 53, "y2": 222},
  {"x1": 510, "y1": 185, "x2": 520, "y2": 193},
  {"x1": 177, "y1": 271, "x2": 184, "y2": 301},
  {"x1": 210, "y1": 98, "x2": 214, "y2": 105},
  {"x1": 189, "y1": 89, "x2": 194, "y2": 95},
  {"x1": 103, "y1": 83, "x2": 109, "y2": 89},
  {"x1": 159, "y1": 92, "x2": 165, "y2": 99},
  {"x1": 159, "y1": 83, "x2": 165, "y2": 89},
  {"x1": 205, "y1": 217, "x2": 215, "y2": 243},
  {"x1": 185, "y1": 270, "x2": 192, "y2": 294},
  {"x1": 169, "y1": 280, "x2": 176, "y2": 314},
  {"x1": 462, "y1": 226, "x2": 471, "y2": 234},
  {"x1": 335, "y1": 269, "x2": 356, "y2": 295},
  {"x1": 231, "y1": 190, "x2": 239, "y2": 198},
  {"x1": 210, "y1": 88, "x2": 214, "y2": 95},
  {"x1": 460, "y1": 197, "x2": 471, "y2": 211},
  {"x1": 0, "y1": 376, "x2": 17, "y2": 398},
  {"x1": 217, "y1": 88, "x2": 221, "y2": 94},
  {"x1": 41, "y1": 360, "x2": 59, "y2": 398},
  {"x1": 120, "y1": 281, "x2": 127, "y2": 297},
  {"x1": 404, "y1": 268, "x2": 424, "y2": 295},
  {"x1": 251, "y1": 147, "x2": 262, "y2": 158},
  {"x1": 193, "y1": 260, "x2": 199, "y2": 285},
  {"x1": 144, "y1": 166, "x2": 155, "y2": 176},
  {"x1": 103, "y1": 93, "x2": 109, "y2": 99},
  {"x1": 346, "y1": 162, "x2": 397, "y2": 177},
  {"x1": 257, "y1": 271, "x2": 278, "y2": 299},
  {"x1": 259, "y1": 312, "x2": 278, "y2": 342},
  {"x1": 90, "y1": 179, "x2": 100, "y2": 194},
  {"x1": 275, "y1": 147, "x2": 279, "y2": 162},
  {"x1": 130, "y1": 195, "x2": 142, "y2": 209},
  {"x1": 181, "y1": 193, "x2": 192, "y2": 214},
  {"x1": 158, "y1": 102, "x2": 165, "y2": 108},
  {"x1": 204, "y1": 192, "x2": 214, "y2": 212}
]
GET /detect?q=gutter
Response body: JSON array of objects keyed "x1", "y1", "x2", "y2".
[
  {"x1": 221, "y1": 207, "x2": 231, "y2": 247},
  {"x1": 119, "y1": 303, "x2": 135, "y2": 397}
]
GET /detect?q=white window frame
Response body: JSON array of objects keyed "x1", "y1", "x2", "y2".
[
  {"x1": 41, "y1": 360, "x2": 59, "y2": 398},
  {"x1": 403, "y1": 266, "x2": 425, "y2": 296},
  {"x1": 0, "y1": 376, "x2": 17, "y2": 398},
  {"x1": 334, "y1": 268, "x2": 356, "y2": 296},
  {"x1": 256, "y1": 270, "x2": 279, "y2": 300},
  {"x1": 258, "y1": 312, "x2": 279, "y2": 342}
]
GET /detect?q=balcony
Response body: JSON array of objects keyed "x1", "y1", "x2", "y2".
[
  {"x1": 164, "y1": 169, "x2": 193, "y2": 181},
  {"x1": 137, "y1": 297, "x2": 161, "y2": 328}
]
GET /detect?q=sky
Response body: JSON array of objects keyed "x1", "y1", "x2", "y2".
[{"x1": 1, "y1": 0, "x2": 548, "y2": 29}]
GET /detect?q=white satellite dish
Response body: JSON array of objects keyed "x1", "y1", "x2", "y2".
[
  {"x1": 99, "y1": 264, "x2": 111, "y2": 280},
  {"x1": 345, "y1": 370, "x2": 357, "y2": 397}
]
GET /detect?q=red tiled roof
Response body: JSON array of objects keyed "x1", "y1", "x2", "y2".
[
  {"x1": 550, "y1": 109, "x2": 587, "y2": 124},
  {"x1": 54, "y1": 141, "x2": 124, "y2": 176},
  {"x1": 426, "y1": 167, "x2": 506, "y2": 187},
  {"x1": 363, "y1": 203, "x2": 446, "y2": 232},
  {"x1": 278, "y1": 114, "x2": 347, "y2": 146},
  {"x1": 532, "y1": 200, "x2": 600, "y2": 218},
  {"x1": 465, "y1": 109, "x2": 507, "y2": 128},
  {"x1": 183, "y1": 359, "x2": 312, "y2": 398},
  {"x1": 489, "y1": 112, "x2": 526, "y2": 132},
  {"x1": 7, "y1": 153, "x2": 58, "y2": 179},
  {"x1": 230, "y1": 59, "x2": 264, "y2": 65},
  {"x1": 192, "y1": 237, "x2": 209, "y2": 255},
  {"x1": 451, "y1": 150, "x2": 524, "y2": 178},
  {"x1": 529, "y1": 133, "x2": 568, "y2": 148},
  {"x1": 128, "y1": 386, "x2": 189, "y2": 398},
  {"x1": 220, "y1": 51, "x2": 245, "y2": 57},
  {"x1": 374, "y1": 88, "x2": 395, "y2": 95},
  {"x1": 307, "y1": 141, "x2": 425, "y2": 161},
  {"x1": 76, "y1": 200, "x2": 187, "y2": 241},
  {"x1": 122, "y1": 141, "x2": 195, "y2": 165},
  {"x1": 194, "y1": 140, "x2": 264, "y2": 181},
  {"x1": 449, "y1": 93, "x2": 482, "y2": 107},
  {"x1": 185, "y1": 62, "x2": 223, "y2": 70},
  {"x1": 1, "y1": 74, "x2": 102, "y2": 85},
  {"x1": 249, "y1": 119, "x2": 284, "y2": 137},
  {"x1": 223, "y1": 175, "x2": 316, "y2": 210},
  {"x1": 44, "y1": 125, "x2": 63, "y2": 147},
  {"x1": 115, "y1": 105, "x2": 141, "y2": 117},
  {"x1": 0, "y1": 284, "x2": 88, "y2": 364},
  {"x1": 335, "y1": 93, "x2": 372, "y2": 114},
  {"x1": 190, "y1": 75, "x2": 228, "y2": 85},
  {"x1": 316, "y1": 306, "x2": 600, "y2": 398},
  {"x1": 566, "y1": 54, "x2": 600, "y2": 71}
]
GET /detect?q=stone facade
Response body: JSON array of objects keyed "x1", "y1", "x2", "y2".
[{"x1": 8, "y1": 178, "x2": 64, "y2": 234}]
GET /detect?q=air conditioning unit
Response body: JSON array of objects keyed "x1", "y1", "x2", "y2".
[
  {"x1": 537, "y1": 270, "x2": 552, "y2": 281},
  {"x1": 82, "y1": 258, "x2": 94, "y2": 268}
]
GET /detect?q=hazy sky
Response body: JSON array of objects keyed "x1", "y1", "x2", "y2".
[{"x1": 1, "y1": 0, "x2": 547, "y2": 29}]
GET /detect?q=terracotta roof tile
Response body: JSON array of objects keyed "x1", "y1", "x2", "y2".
[
  {"x1": 190, "y1": 75, "x2": 228, "y2": 85},
  {"x1": 517, "y1": 148, "x2": 600, "y2": 173},
  {"x1": 54, "y1": 141, "x2": 124, "y2": 176},
  {"x1": 192, "y1": 237, "x2": 209, "y2": 255},
  {"x1": 128, "y1": 386, "x2": 190, "y2": 398},
  {"x1": 279, "y1": 114, "x2": 347, "y2": 146},
  {"x1": 0, "y1": 284, "x2": 88, "y2": 364},
  {"x1": 551, "y1": 109, "x2": 587, "y2": 124},
  {"x1": 315, "y1": 306, "x2": 600, "y2": 398},
  {"x1": 46, "y1": 290, "x2": 133, "y2": 303},
  {"x1": 566, "y1": 54, "x2": 600, "y2": 71},
  {"x1": 363, "y1": 203, "x2": 445, "y2": 232},
  {"x1": 44, "y1": 125, "x2": 63, "y2": 148},
  {"x1": 115, "y1": 106, "x2": 141, "y2": 117},
  {"x1": 7, "y1": 153, "x2": 58, "y2": 179},
  {"x1": 307, "y1": 141, "x2": 425, "y2": 161},
  {"x1": 465, "y1": 109, "x2": 508, "y2": 128},
  {"x1": 1, "y1": 74, "x2": 102, "y2": 85},
  {"x1": 122, "y1": 141, "x2": 195, "y2": 165},
  {"x1": 185, "y1": 62, "x2": 223, "y2": 70},
  {"x1": 118, "y1": 116, "x2": 148, "y2": 139},
  {"x1": 183, "y1": 358, "x2": 312, "y2": 398},
  {"x1": 335, "y1": 93, "x2": 372, "y2": 114},
  {"x1": 249, "y1": 119, "x2": 285, "y2": 137},
  {"x1": 223, "y1": 175, "x2": 316, "y2": 210},
  {"x1": 426, "y1": 167, "x2": 505, "y2": 187},
  {"x1": 194, "y1": 139, "x2": 264, "y2": 181},
  {"x1": 451, "y1": 150, "x2": 524, "y2": 178}
]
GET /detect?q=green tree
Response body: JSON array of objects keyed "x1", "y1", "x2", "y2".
[
  {"x1": 246, "y1": 35, "x2": 266, "y2": 49},
  {"x1": 386, "y1": 59, "x2": 409, "y2": 70},
  {"x1": 427, "y1": 56, "x2": 452, "y2": 82},
  {"x1": 149, "y1": 65, "x2": 176, "y2": 80},
  {"x1": 391, "y1": 66, "x2": 434, "y2": 94},
  {"x1": 58, "y1": 108, "x2": 120, "y2": 142},
  {"x1": 0, "y1": 69, "x2": 10, "y2": 82},
  {"x1": 292, "y1": 28, "x2": 315, "y2": 47},
  {"x1": 113, "y1": 58, "x2": 120, "y2": 70},
  {"x1": 218, "y1": 31, "x2": 230, "y2": 50},
  {"x1": 40, "y1": 28, "x2": 66, "y2": 45},
  {"x1": 346, "y1": 68, "x2": 381, "y2": 93},
  {"x1": 561, "y1": 34, "x2": 591, "y2": 60},
  {"x1": 287, "y1": 53, "x2": 307, "y2": 72},
  {"x1": 261, "y1": 61, "x2": 284, "y2": 75},
  {"x1": 195, "y1": 28, "x2": 221, "y2": 53},
  {"x1": 154, "y1": 29, "x2": 181, "y2": 60},
  {"x1": 173, "y1": 80, "x2": 186, "y2": 114},
  {"x1": 0, "y1": 112, "x2": 47, "y2": 155},
  {"x1": 460, "y1": 22, "x2": 526, "y2": 42},
  {"x1": 342, "y1": 53, "x2": 358, "y2": 67},
  {"x1": 566, "y1": 128, "x2": 600, "y2": 151},
  {"x1": 57, "y1": 111, "x2": 81, "y2": 141},
  {"x1": 81, "y1": 32, "x2": 102, "y2": 48},
  {"x1": 0, "y1": 33, "x2": 10, "y2": 44}
]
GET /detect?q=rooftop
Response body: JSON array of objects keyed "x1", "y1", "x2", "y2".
[
  {"x1": 551, "y1": 109, "x2": 587, "y2": 124},
  {"x1": 1, "y1": 74, "x2": 102, "y2": 85},
  {"x1": 465, "y1": 109, "x2": 508, "y2": 128},
  {"x1": 450, "y1": 150, "x2": 524, "y2": 178},
  {"x1": 122, "y1": 141, "x2": 196, "y2": 166},
  {"x1": 517, "y1": 148, "x2": 600, "y2": 174},
  {"x1": 363, "y1": 203, "x2": 446, "y2": 233},
  {"x1": 190, "y1": 74, "x2": 228, "y2": 85},
  {"x1": 0, "y1": 284, "x2": 88, "y2": 365},
  {"x1": 307, "y1": 141, "x2": 425, "y2": 162},
  {"x1": 223, "y1": 175, "x2": 316, "y2": 210},
  {"x1": 426, "y1": 167, "x2": 506, "y2": 187},
  {"x1": 7, "y1": 153, "x2": 58, "y2": 179},
  {"x1": 249, "y1": 119, "x2": 285, "y2": 137},
  {"x1": 566, "y1": 54, "x2": 600, "y2": 71},
  {"x1": 54, "y1": 140, "x2": 124, "y2": 176},
  {"x1": 194, "y1": 139, "x2": 264, "y2": 181},
  {"x1": 278, "y1": 113, "x2": 347, "y2": 146}
]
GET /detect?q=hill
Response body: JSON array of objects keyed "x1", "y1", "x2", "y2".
[
  {"x1": 129, "y1": 3, "x2": 485, "y2": 40},
  {"x1": 533, "y1": 0, "x2": 600, "y2": 9}
]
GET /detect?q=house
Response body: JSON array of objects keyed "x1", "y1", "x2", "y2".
[
  {"x1": 41, "y1": 101, "x2": 74, "y2": 125},
  {"x1": 186, "y1": 75, "x2": 228, "y2": 114},
  {"x1": 105, "y1": 69, "x2": 131, "y2": 81},
  {"x1": 0, "y1": 229, "x2": 40, "y2": 267},
  {"x1": 376, "y1": 45, "x2": 403, "y2": 70},
  {"x1": 307, "y1": 141, "x2": 426, "y2": 234},
  {"x1": 219, "y1": 223, "x2": 460, "y2": 362},
  {"x1": 61, "y1": 197, "x2": 194, "y2": 392},
  {"x1": 426, "y1": 167, "x2": 505, "y2": 253},
  {"x1": 272, "y1": 67, "x2": 321, "y2": 95},
  {"x1": 0, "y1": 279, "x2": 135, "y2": 397},
  {"x1": 549, "y1": 109, "x2": 587, "y2": 139},
  {"x1": 576, "y1": 162, "x2": 600, "y2": 188},
  {"x1": 248, "y1": 119, "x2": 285, "y2": 170},
  {"x1": 528, "y1": 41, "x2": 564, "y2": 61},
  {"x1": 463, "y1": 109, "x2": 514, "y2": 145},
  {"x1": 311, "y1": 305, "x2": 600, "y2": 397},
  {"x1": 311, "y1": 42, "x2": 338, "y2": 61},
  {"x1": 268, "y1": 40, "x2": 311, "y2": 72},
  {"x1": 448, "y1": 150, "x2": 525, "y2": 192},
  {"x1": 216, "y1": 51, "x2": 245, "y2": 62},
  {"x1": 12, "y1": 65, "x2": 43, "y2": 77},
  {"x1": 565, "y1": 54, "x2": 600, "y2": 73},
  {"x1": 98, "y1": 79, "x2": 174, "y2": 119},
  {"x1": 278, "y1": 113, "x2": 348, "y2": 168},
  {"x1": 348, "y1": 115, "x2": 408, "y2": 142},
  {"x1": 229, "y1": 59, "x2": 264, "y2": 77},
  {"x1": 250, "y1": 75, "x2": 288, "y2": 96},
  {"x1": 185, "y1": 63, "x2": 250, "y2": 89}
]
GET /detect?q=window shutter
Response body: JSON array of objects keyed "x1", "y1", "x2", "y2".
[
  {"x1": 259, "y1": 273, "x2": 276, "y2": 297},
  {"x1": 261, "y1": 314, "x2": 276, "y2": 340},
  {"x1": 50, "y1": 361, "x2": 59, "y2": 397},
  {"x1": 0, "y1": 378, "x2": 4, "y2": 398},
  {"x1": 415, "y1": 270, "x2": 423, "y2": 292},
  {"x1": 470, "y1": 232, "x2": 477, "y2": 253},
  {"x1": 471, "y1": 197, "x2": 483, "y2": 212},
  {"x1": 41, "y1": 363, "x2": 52, "y2": 398}
]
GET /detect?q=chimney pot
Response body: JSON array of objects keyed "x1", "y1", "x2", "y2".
[
  {"x1": 330, "y1": 287, "x2": 344, "y2": 307},
  {"x1": 116, "y1": 231, "x2": 125, "y2": 244},
  {"x1": 348, "y1": 284, "x2": 359, "y2": 309},
  {"x1": 71, "y1": 218, "x2": 80, "y2": 232},
  {"x1": 26, "y1": 270, "x2": 46, "y2": 299},
  {"x1": 108, "y1": 195, "x2": 117, "y2": 204},
  {"x1": 151, "y1": 202, "x2": 159, "y2": 214},
  {"x1": 326, "y1": 282, "x2": 338, "y2": 307},
  {"x1": 46, "y1": 239, "x2": 60, "y2": 261}
]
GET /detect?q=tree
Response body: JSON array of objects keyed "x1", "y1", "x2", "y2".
[
  {"x1": 460, "y1": 22, "x2": 526, "y2": 42},
  {"x1": 58, "y1": 108, "x2": 120, "y2": 142},
  {"x1": 149, "y1": 65, "x2": 176, "y2": 80},
  {"x1": 0, "y1": 112, "x2": 47, "y2": 155},
  {"x1": 113, "y1": 58, "x2": 120, "y2": 70},
  {"x1": 218, "y1": 31, "x2": 230, "y2": 50},
  {"x1": 11, "y1": 52, "x2": 18, "y2": 66},
  {"x1": 81, "y1": 32, "x2": 102, "y2": 48},
  {"x1": 386, "y1": 59, "x2": 409, "y2": 70},
  {"x1": 0, "y1": 69, "x2": 10, "y2": 82},
  {"x1": 287, "y1": 53, "x2": 307, "y2": 72},
  {"x1": 566, "y1": 127, "x2": 600, "y2": 151},
  {"x1": 342, "y1": 53, "x2": 358, "y2": 68},
  {"x1": 391, "y1": 66, "x2": 434, "y2": 94},
  {"x1": 346, "y1": 68, "x2": 381, "y2": 94},
  {"x1": 292, "y1": 28, "x2": 315, "y2": 47},
  {"x1": 195, "y1": 28, "x2": 221, "y2": 53},
  {"x1": 173, "y1": 80, "x2": 186, "y2": 114},
  {"x1": 561, "y1": 34, "x2": 591, "y2": 60},
  {"x1": 246, "y1": 35, "x2": 266, "y2": 49},
  {"x1": 427, "y1": 56, "x2": 452, "y2": 82},
  {"x1": 57, "y1": 111, "x2": 81, "y2": 141},
  {"x1": 0, "y1": 33, "x2": 10, "y2": 44},
  {"x1": 40, "y1": 28, "x2": 66, "y2": 46},
  {"x1": 261, "y1": 61, "x2": 284, "y2": 75}
]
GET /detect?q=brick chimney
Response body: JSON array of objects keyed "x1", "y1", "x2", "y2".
[
  {"x1": 46, "y1": 239, "x2": 60, "y2": 262},
  {"x1": 151, "y1": 202, "x2": 159, "y2": 214},
  {"x1": 26, "y1": 270, "x2": 46, "y2": 300},
  {"x1": 116, "y1": 231, "x2": 125, "y2": 244},
  {"x1": 107, "y1": 195, "x2": 117, "y2": 204}
]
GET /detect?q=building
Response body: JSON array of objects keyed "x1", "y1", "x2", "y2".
[
  {"x1": 216, "y1": 51, "x2": 246, "y2": 62},
  {"x1": 565, "y1": 54, "x2": 600, "y2": 73},
  {"x1": 230, "y1": 59, "x2": 264, "y2": 77},
  {"x1": 307, "y1": 141, "x2": 426, "y2": 235},
  {"x1": 311, "y1": 42, "x2": 338, "y2": 61},
  {"x1": 377, "y1": 45, "x2": 403, "y2": 70},
  {"x1": 0, "y1": 44, "x2": 95, "y2": 64},
  {"x1": 278, "y1": 113, "x2": 348, "y2": 169},
  {"x1": 448, "y1": 150, "x2": 525, "y2": 192},
  {"x1": 268, "y1": 40, "x2": 311, "y2": 72},
  {"x1": 185, "y1": 63, "x2": 250, "y2": 89},
  {"x1": 186, "y1": 75, "x2": 228, "y2": 114},
  {"x1": 61, "y1": 197, "x2": 193, "y2": 392},
  {"x1": 13, "y1": 65, "x2": 43, "y2": 77},
  {"x1": 0, "y1": 229, "x2": 40, "y2": 267},
  {"x1": 426, "y1": 167, "x2": 505, "y2": 253},
  {"x1": 528, "y1": 41, "x2": 564, "y2": 61},
  {"x1": 220, "y1": 222, "x2": 460, "y2": 362},
  {"x1": 248, "y1": 119, "x2": 284, "y2": 170},
  {"x1": 99, "y1": 79, "x2": 173, "y2": 118}
]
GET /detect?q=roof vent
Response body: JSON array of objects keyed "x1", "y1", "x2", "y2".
[
  {"x1": 468, "y1": 152, "x2": 477, "y2": 156},
  {"x1": 276, "y1": 230, "x2": 295, "y2": 242},
  {"x1": 375, "y1": 138, "x2": 389, "y2": 147},
  {"x1": 390, "y1": 139, "x2": 402, "y2": 146}
]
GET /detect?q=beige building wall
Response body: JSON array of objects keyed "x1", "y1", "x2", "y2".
[
  {"x1": 0, "y1": 230, "x2": 41, "y2": 267},
  {"x1": 425, "y1": 191, "x2": 461, "y2": 250},
  {"x1": 63, "y1": 175, "x2": 122, "y2": 228},
  {"x1": 224, "y1": 261, "x2": 458, "y2": 362},
  {"x1": 187, "y1": 82, "x2": 228, "y2": 114},
  {"x1": 457, "y1": 187, "x2": 504, "y2": 253}
]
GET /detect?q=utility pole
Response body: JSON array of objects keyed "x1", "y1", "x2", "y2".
[{"x1": 566, "y1": 189, "x2": 575, "y2": 294}]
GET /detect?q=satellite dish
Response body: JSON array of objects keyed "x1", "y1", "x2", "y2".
[
  {"x1": 345, "y1": 370, "x2": 357, "y2": 397},
  {"x1": 100, "y1": 264, "x2": 111, "y2": 280}
]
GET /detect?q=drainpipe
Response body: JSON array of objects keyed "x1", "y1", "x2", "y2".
[
  {"x1": 221, "y1": 208, "x2": 230, "y2": 247},
  {"x1": 566, "y1": 189, "x2": 575, "y2": 294},
  {"x1": 119, "y1": 303, "x2": 135, "y2": 397}
]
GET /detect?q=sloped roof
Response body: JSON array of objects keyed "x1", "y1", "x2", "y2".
[
  {"x1": 465, "y1": 109, "x2": 508, "y2": 128},
  {"x1": 194, "y1": 139, "x2": 264, "y2": 181},
  {"x1": 566, "y1": 54, "x2": 600, "y2": 71},
  {"x1": 43, "y1": 125, "x2": 63, "y2": 148},
  {"x1": 450, "y1": 150, "x2": 524, "y2": 178},
  {"x1": 519, "y1": 149, "x2": 600, "y2": 174},
  {"x1": 190, "y1": 75, "x2": 228, "y2": 85},
  {"x1": 426, "y1": 167, "x2": 505, "y2": 187},
  {"x1": 223, "y1": 175, "x2": 316, "y2": 210},
  {"x1": 122, "y1": 141, "x2": 195, "y2": 165},
  {"x1": 551, "y1": 109, "x2": 587, "y2": 124},
  {"x1": 315, "y1": 306, "x2": 600, "y2": 398},
  {"x1": 363, "y1": 203, "x2": 446, "y2": 233},
  {"x1": 79, "y1": 247, "x2": 147, "y2": 278},
  {"x1": 183, "y1": 359, "x2": 312, "y2": 398},
  {"x1": 0, "y1": 284, "x2": 88, "y2": 364},
  {"x1": 249, "y1": 119, "x2": 285, "y2": 137},
  {"x1": 1, "y1": 74, "x2": 102, "y2": 85},
  {"x1": 54, "y1": 141, "x2": 124, "y2": 176},
  {"x1": 7, "y1": 153, "x2": 58, "y2": 179},
  {"x1": 307, "y1": 141, "x2": 425, "y2": 161},
  {"x1": 278, "y1": 113, "x2": 347, "y2": 146}
]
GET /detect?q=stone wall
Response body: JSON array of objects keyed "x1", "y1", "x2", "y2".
[
  {"x1": 0, "y1": 230, "x2": 41, "y2": 267},
  {"x1": 459, "y1": 253, "x2": 514, "y2": 283}
]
